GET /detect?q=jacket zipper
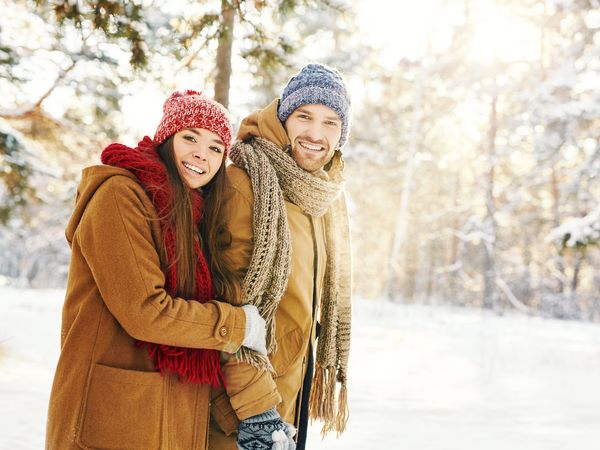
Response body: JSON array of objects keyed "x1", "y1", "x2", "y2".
[{"x1": 294, "y1": 215, "x2": 321, "y2": 433}]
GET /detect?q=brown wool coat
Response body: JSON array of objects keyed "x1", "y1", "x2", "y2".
[
  {"x1": 46, "y1": 166, "x2": 247, "y2": 450},
  {"x1": 208, "y1": 100, "x2": 328, "y2": 448}
]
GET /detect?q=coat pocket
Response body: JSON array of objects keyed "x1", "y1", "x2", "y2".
[
  {"x1": 271, "y1": 327, "x2": 304, "y2": 377},
  {"x1": 78, "y1": 364, "x2": 164, "y2": 450}
]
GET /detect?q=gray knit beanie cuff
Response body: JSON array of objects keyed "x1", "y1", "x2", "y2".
[{"x1": 278, "y1": 86, "x2": 350, "y2": 147}]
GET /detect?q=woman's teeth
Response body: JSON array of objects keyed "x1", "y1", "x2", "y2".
[{"x1": 183, "y1": 162, "x2": 205, "y2": 174}]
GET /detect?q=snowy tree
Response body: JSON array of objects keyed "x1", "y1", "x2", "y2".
[
  {"x1": 344, "y1": 0, "x2": 600, "y2": 321},
  {"x1": 32, "y1": 0, "x2": 351, "y2": 107},
  {"x1": 548, "y1": 206, "x2": 600, "y2": 250},
  {"x1": 0, "y1": 0, "x2": 356, "y2": 287}
]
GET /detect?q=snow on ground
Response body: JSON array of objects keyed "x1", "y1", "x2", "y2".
[{"x1": 1, "y1": 287, "x2": 600, "y2": 449}]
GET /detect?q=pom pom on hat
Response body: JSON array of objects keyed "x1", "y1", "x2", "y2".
[
  {"x1": 278, "y1": 63, "x2": 351, "y2": 147},
  {"x1": 153, "y1": 90, "x2": 233, "y2": 154}
]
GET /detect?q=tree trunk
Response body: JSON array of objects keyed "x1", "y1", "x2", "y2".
[
  {"x1": 214, "y1": 0, "x2": 235, "y2": 108},
  {"x1": 569, "y1": 251, "x2": 583, "y2": 318},
  {"x1": 445, "y1": 174, "x2": 461, "y2": 300},
  {"x1": 571, "y1": 251, "x2": 582, "y2": 294},
  {"x1": 592, "y1": 253, "x2": 600, "y2": 320},
  {"x1": 550, "y1": 167, "x2": 566, "y2": 293},
  {"x1": 402, "y1": 225, "x2": 420, "y2": 302},
  {"x1": 483, "y1": 91, "x2": 497, "y2": 310},
  {"x1": 426, "y1": 238, "x2": 438, "y2": 301},
  {"x1": 521, "y1": 232, "x2": 533, "y2": 304},
  {"x1": 383, "y1": 73, "x2": 423, "y2": 301}
]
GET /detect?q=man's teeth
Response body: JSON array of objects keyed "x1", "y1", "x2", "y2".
[
  {"x1": 300, "y1": 142, "x2": 323, "y2": 151},
  {"x1": 183, "y1": 162, "x2": 205, "y2": 174}
]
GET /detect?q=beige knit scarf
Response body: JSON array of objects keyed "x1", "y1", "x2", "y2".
[{"x1": 229, "y1": 136, "x2": 352, "y2": 436}]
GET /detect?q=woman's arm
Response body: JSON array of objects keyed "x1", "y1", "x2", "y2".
[{"x1": 78, "y1": 175, "x2": 246, "y2": 353}]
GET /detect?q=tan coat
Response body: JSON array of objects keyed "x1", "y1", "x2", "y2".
[
  {"x1": 209, "y1": 100, "x2": 328, "y2": 448},
  {"x1": 46, "y1": 166, "x2": 247, "y2": 450}
]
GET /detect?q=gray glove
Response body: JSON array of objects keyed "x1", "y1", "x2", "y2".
[
  {"x1": 237, "y1": 408, "x2": 296, "y2": 450},
  {"x1": 241, "y1": 305, "x2": 267, "y2": 356}
]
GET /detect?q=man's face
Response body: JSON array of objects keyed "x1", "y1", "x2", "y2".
[{"x1": 284, "y1": 103, "x2": 342, "y2": 172}]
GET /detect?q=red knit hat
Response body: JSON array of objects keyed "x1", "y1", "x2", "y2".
[{"x1": 153, "y1": 90, "x2": 233, "y2": 154}]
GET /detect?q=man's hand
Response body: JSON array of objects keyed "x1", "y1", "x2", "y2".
[{"x1": 237, "y1": 408, "x2": 296, "y2": 450}]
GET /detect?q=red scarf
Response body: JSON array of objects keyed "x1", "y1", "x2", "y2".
[{"x1": 101, "y1": 136, "x2": 224, "y2": 387}]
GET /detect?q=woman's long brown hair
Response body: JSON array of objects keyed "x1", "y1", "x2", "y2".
[{"x1": 157, "y1": 136, "x2": 241, "y2": 303}]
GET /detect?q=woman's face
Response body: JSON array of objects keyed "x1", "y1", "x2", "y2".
[{"x1": 172, "y1": 128, "x2": 225, "y2": 189}]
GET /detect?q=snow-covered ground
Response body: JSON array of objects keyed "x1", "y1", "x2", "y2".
[{"x1": 2, "y1": 287, "x2": 600, "y2": 449}]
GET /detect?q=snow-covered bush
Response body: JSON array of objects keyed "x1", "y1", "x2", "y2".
[{"x1": 547, "y1": 206, "x2": 600, "y2": 250}]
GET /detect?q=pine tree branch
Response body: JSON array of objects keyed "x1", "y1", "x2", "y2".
[{"x1": 0, "y1": 59, "x2": 77, "y2": 119}]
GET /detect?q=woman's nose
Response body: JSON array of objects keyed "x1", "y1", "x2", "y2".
[{"x1": 192, "y1": 147, "x2": 207, "y2": 160}]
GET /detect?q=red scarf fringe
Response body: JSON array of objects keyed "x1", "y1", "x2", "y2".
[{"x1": 101, "y1": 136, "x2": 224, "y2": 387}]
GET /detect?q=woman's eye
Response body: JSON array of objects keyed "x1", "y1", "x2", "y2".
[
  {"x1": 184, "y1": 135, "x2": 196, "y2": 142},
  {"x1": 210, "y1": 146, "x2": 223, "y2": 153}
]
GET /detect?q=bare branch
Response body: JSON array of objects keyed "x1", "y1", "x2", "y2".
[{"x1": 496, "y1": 278, "x2": 535, "y2": 315}]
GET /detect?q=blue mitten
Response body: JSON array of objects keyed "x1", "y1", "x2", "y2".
[{"x1": 237, "y1": 408, "x2": 296, "y2": 450}]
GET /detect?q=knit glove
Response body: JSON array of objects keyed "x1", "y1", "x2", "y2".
[
  {"x1": 237, "y1": 408, "x2": 296, "y2": 450},
  {"x1": 241, "y1": 305, "x2": 267, "y2": 356}
]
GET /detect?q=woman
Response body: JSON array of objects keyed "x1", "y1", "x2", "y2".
[{"x1": 46, "y1": 90, "x2": 266, "y2": 450}]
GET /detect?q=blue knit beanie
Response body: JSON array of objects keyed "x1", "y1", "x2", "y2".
[{"x1": 278, "y1": 63, "x2": 351, "y2": 147}]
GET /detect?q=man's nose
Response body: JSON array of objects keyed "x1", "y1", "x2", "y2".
[{"x1": 305, "y1": 123, "x2": 323, "y2": 141}]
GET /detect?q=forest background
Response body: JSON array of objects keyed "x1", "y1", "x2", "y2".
[{"x1": 1, "y1": 0, "x2": 600, "y2": 322}]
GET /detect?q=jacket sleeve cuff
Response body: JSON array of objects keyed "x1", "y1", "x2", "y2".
[
  {"x1": 242, "y1": 407, "x2": 279, "y2": 423},
  {"x1": 210, "y1": 301, "x2": 246, "y2": 353},
  {"x1": 211, "y1": 387, "x2": 240, "y2": 436},
  {"x1": 228, "y1": 370, "x2": 282, "y2": 420}
]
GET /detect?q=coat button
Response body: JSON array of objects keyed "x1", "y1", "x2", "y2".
[{"x1": 219, "y1": 326, "x2": 228, "y2": 337}]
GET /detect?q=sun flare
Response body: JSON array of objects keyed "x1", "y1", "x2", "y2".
[{"x1": 468, "y1": 4, "x2": 541, "y2": 64}]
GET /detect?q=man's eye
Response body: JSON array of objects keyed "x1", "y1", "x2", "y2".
[
  {"x1": 325, "y1": 121, "x2": 338, "y2": 126},
  {"x1": 298, "y1": 114, "x2": 310, "y2": 119}
]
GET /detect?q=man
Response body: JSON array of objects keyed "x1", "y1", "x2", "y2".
[{"x1": 209, "y1": 63, "x2": 352, "y2": 450}]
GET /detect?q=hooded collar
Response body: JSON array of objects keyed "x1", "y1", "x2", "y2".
[{"x1": 236, "y1": 99, "x2": 290, "y2": 149}]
